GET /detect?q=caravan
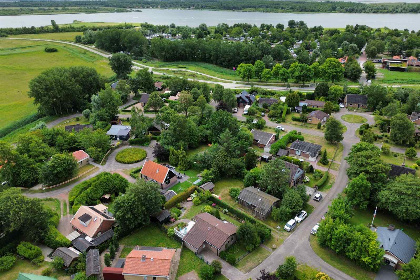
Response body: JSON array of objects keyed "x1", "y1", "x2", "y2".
[{"x1": 244, "y1": 105, "x2": 251, "y2": 114}]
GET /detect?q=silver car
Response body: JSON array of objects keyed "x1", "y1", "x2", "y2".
[
  {"x1": 294, "y1": 210, "x2": 307, "y2": 223},
  {"x1": 311, "y1": 223, "x2": 320, "y2": 235},
  {"x1": 284, "y1": 219, "x2": 297, "y2": 232}
]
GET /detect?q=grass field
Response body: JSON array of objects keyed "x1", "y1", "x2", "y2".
[
  {"x1": 0, "y1": 259, "x2": 69, "y2": 280},
  {"x1": 41, "y1": 198, "x2": 61, "y2": 216},
  {"x1": 380, "y1": 152, "x2": 419, "y2": 177},
  {"x1": 377, "y1": 68, "x2": 420, "y2": 84},
  {"x1": 10, "y1": 32, "x2": 83, "y2": 41},
  {"x1": 0, "y1": 38, "x2": 113, "y2": 130},
  {"x1": 341, "y1": 114, "x2": 367, "y2": 123},
  {"x1": 310, "y1": 236, "x2": 375, "y2": 280}
]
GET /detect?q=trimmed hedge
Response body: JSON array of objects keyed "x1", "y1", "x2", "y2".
[
  {"x1": 128, "y1": 136, "x2": 151, "y2": 146},
  {"x1": 129, "y1": 167, "x2": 142, "y2": 179},
  {"x1": 164, "y1": 186, "x2": 197, "y2": 209},
  {"x1": 270, "y1": 130, "x2": 304, "y2": 154},
  {"x1": 115, "y1": 148, "x2": 147, "y2": 164},
  {"x1": 315, "y1": 171, "x2": 329, "y2": 188},
  {"x1": 43, "y1": 226, "x2": 71, "y2": 249},
  {"x1": 281, "y1": 104, "x2": 288, "y2": 122},
  {"x1": 208, "y1": 196, "x2": 271, "y2": 235},
  {"x1": 17, "y1": 242, "x2": 42, "y2": 261},
  {"x1": 0, "y1": 255, "x2": 16, "y2": 272}
]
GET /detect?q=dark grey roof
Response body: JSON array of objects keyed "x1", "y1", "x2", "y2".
[
  {"x1": 72, "y1": 237, "x2": 93, "y2": 253},
  {"x1": 236, "y1": 91, "x2": 256, "y2": 104},
  {"x1": 106, "y1": 125, "x2": 131, "y2": 137},
  {"x1": 65, "y1": 124, "x2": 93, "y2": 133},
  {"x1": 110, "y1": 81, "x2": 119, "y2": 89},
  {"x1": 346, "y1": 94, "x2": 367, "y2": 105},
  {"x1": 308, "y1": 110, "x2": 329, "y2": 121},
  {"x1": 152, "y1": 210, "x2": 171, "y2": 223},
  {"x1": 163, "y1": 190, "x2": 177, "y2": 201},
  {"x1": 258, "y1": 98, "x2": 278, "y2": 106},
  {"x1": 276, "y1": 149, "x2": 289, "y2": 157},
  {"x1": 200, "y1": 182, "x2": 215, "y2": 191},
  {"x1": 115, "y1": 258, "x2": 125, "y2": 268},
  {"x1": 91, "y1": 229, "x2": 114, "y2": 246},
  {"x1": 251, "y1": 129, "x2": 275, "y2": 146},
  {"x1": 301, "y1": 100, "x2": 325, "y2": 107},
  {"x1": 139, "y1": 94, "x2": 150, "y2": 104},
  {"x1": 237, "y1": 187, "x2": 279, "y2": 216},
  {"x1": 283, "y1": 160, "x2": 305, "y2": 183},
  {"x1": 389, "y1": 164, "x2": 416, "y2": 177},
  {"x1": 52, "y1": 247, "x2": 79, "y2": 267},
  {"x1": 409, "y1": 112, "x2": 420, "y2": 121},
  {"x1": 86, "y1": 249, "x2": 100, "y2": 277},
  {"x1": 376, "y1": 227, "x2": 416, "y2": 264},
  {"x1": 289, "y1": 140, "x2": 322, "y2": 158}
]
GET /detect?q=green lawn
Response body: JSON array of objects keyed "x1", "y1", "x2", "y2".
[
  {"x1": 170, "y1": 169, "x2": 200, "y2": 193},
  {"x1": 54, "y1": 116, "x2": 90, "y2": 128},
  {"x1": 236, "y1": 246, "x2": 271, "y2": 273},
  {"x1": 0, "y1": 38, "x2": 113, "y2": 130},
  {"x1": 41, "y1": 198, "x2": 61, "y2": 216},
  {"x1": 186, "y1": 144, "x2": 210, "y2": 157},
  {"x1": 350, "y1": 207, "x2": 420, "y2": 241},
  {"x1": 376, "y1": 68, "x2": 420, "y2": 84},
  {"x1": 176, "y1": 249, "x2": 227, "y2": 280},
  {"x1": 10, "y1": 32, "x2": 83, "y2": 42},
  {"x1": 380, "y1": 152, "x2": 420, "y2": 177},
  {"x1": 341, "y1": 114, "x2": 367, "y2": 124},
  {"x1": 310, "y1": 236, "x2": 375, "y2": 280},
  {"x1": 301, "y1": 133, "x2": 344, "y2": 163},
  {"x1": 0, "y1": 259, "x2": 69, "y2": 280},
  {"x1": 120, "y1": 225, "x2": 181, "y2": 250}
]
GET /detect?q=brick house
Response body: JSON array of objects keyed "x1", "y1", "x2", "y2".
[
  {"x1": 288, "y1": 140, "x2": 322, "y2": 162},
  {"x1": 299, "y1": 100, "x2": 325, "y2": 108},
  {"x1": 344, "y1": 94, "x2": 368, "y2": 109},
  {"x1": 307, "y1": 110, "x2": 329, "y2": 125},
  {"x1": 251, "y1": 129, "x2": 275, "y2": 148},
  {"x1": 140, "y1": 160, "x2": 178, "y2": 189},
  {"x1": 183, "y1": 213, "x2": 237, "y2": 256}
]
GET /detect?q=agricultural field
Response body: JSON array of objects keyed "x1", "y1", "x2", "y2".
[
  {"x1": 10, "y1": 32, "x2": 83, "y2": 42},
  {"x1": 376, "y1": 68, "x2": 420, "y2": 84},
  {"x1": 0, "y1": 38, "x2": 113, "y2": 130}
]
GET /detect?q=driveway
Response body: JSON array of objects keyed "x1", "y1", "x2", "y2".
[{"x1": 375, "y1": 265, "x2": 398, "y2": 280}]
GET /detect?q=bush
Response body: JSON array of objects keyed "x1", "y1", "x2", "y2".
[
  {"x1": 129, "y1": 167, "x2": 142, "y2": 179},
  {"x1": 42, "y1": 268, "x2": 52, "y2": 276},
  {"x1": 43, "y1": 226, "x2": 71, "y2": 249},
  {"x1": 128, "y1": 136, "x2": 151, "y2": 146},
  {"x1": 220, "y1": 251, "x2": 237, "y2": 265},
  {"x1": 164, "y1": 186, "x2": 197, "y2": 209},
  {"x1": 170, "y1": 207, "x2": 182, "y2": 219},
  {"x1": 315, "y1": 172, "x2": 329, "y2": 188},
  {"x1": 317, "y1": 122, "x2": 322, "y2": 129},
  {"x1": 211, "y1": 260, "x2": 222, "y2": 274},
  {"x1": 270, "y1": 130, "x2": 304, "y2": 154},
  {"x1": 229, "y1": 187, "x2": 241, "y2": 200},
  {"x1": 17, "y1": 242, "x2": 43, "y2": 261},
  {"x1": 381, "y1": 144, "x2": 391, "y2": 155},
  {"x1": 167, "y1": 228, "x2": 175, "y2": 238},
  {"x1": 115, "y1": 148, "x2": 147, "y2": 163},
  {"x1": 0, "y1": 255, "x2": 16, "y2": 272},
  {"x1": 52, "y1": 257, "x2": 64, "y2": 270},
  {"x1": 44, "y1": 47, "x2": 58, "y2": 52},
  {"x1": 104, "y1": 253, "x2": 111, "y2": 267},
  {"x1": 405, "y1": 147, "x2": 417, "y2": 159},
  {"x1": 282, "y1": 104, "x2": 288, "y2": 122},
  {"x1": 199, "y1": 265, "x2": 215, "y2": 280}
]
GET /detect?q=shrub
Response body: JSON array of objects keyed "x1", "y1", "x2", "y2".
[
  {"x1": 43, "y1": 226, "x2": 71, "y2": 249},
  {"x1": 405, "y1": 147, "x2": 417, "y2": 159},
  {"x1": 45, "y1": 47, "x2": 58, "y2": 52},
  {"x1": 167, "y1": 228, "x2": 175, "y2": 238},
  {"x1": 281, "y1": 104, "x2": 288, "y2": 122},
  {"x1": 42, "y1": 268, "x2": 52, "y2": 276},
  {"x1": 170, "y1": 207, "x2": 182, "y2": 219},
  {"x1": 199, "y1": 265, "x2": 215, "y2": 280},
  {"x1": 104, "y1": 253, "x2": 111, "y2": 267},
  {"x1": 128, "y1": 136, "x2": 151, "y2": 146},
  {"x1": 381, "y1": 144, "x2": 391, "y2": 155},
  {"x1": 164, "y1": 186, "x2": 197, "y2": 209},
  {"x1": 129, "y1": 167, "x2": 142, "y2": 179},
  {"x1": 52, "y1": 257, "x2": 64, "y2": 270},
  {"x1": 0, "y1": 255, "x2": 16, "y2": 272},
  {"x1": 317, "y1": 122, "x2": 321, "y2": 129},
  {"x1": 315, "y1": 172, "x2": 329, "y2": 188},
  {"x1": 82, "y1": 109, "x2": 91, "y2": 119},
  {"x1": 17, "y1": 242, "x2": 43, "y2": 261},
  {"x1": 115, "y1": 148, "x2": 147, "y2": 164},
  {"x1": 229, "y1": 187, "x2": 241, "y2": 200},
  {"x1": 211, "y1": 260, "x2": 222, "y2": 274}
]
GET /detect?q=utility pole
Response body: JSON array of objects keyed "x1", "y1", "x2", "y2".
[{"x1": 370, "y1": 206, "x2": 377, "y2": 228}]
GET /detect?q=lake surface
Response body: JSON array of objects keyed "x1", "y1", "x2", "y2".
[{"x1": 1, "y1": 9, "x2": 419, "y2": 30}]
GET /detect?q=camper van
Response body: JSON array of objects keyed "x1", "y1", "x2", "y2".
[{"x1": 244, "y1": 105, "x2": 251, "y2": 114}]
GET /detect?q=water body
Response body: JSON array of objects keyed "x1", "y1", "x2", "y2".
[{"x1": 1, "y1": 9, "x2": 419, "y2": 30}]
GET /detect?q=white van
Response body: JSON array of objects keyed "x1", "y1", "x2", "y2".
[{"x1": 244, "y1": 105, "x2": 251, "y2": 114}]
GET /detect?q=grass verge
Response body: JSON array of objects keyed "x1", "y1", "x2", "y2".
[{"x1": 341, "y1": 114, "x2": 367, "y2": 123}]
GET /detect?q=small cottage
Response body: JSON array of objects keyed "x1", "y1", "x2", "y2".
[{"x1": 237, "y1": 187, "x2": 280, "y2": 220}]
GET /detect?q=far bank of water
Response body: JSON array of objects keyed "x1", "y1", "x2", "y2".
[{"x1": 1, "y1": 9, "x2": 419, "y2": 30}]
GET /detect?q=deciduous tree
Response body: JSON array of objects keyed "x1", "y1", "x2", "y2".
[
  {"x1": 320, "y1": 58, "x2": 344, "y2": 82},
  {"x1": 109, "y1": 53, "x2": 133, "y2": 79},
  {"x1": 345, "y1": 173, "x2": 371, "y2": 209},
  {"x1": 390, "y1": 113, "x2": 415, "y2": 145},
  {"x1": 40, "y1": 153, "x2": 77, "y2": 185},
  {"x1": 324, "y1": 117, "x2": 343, "y2": 144},
  {"x1": 258, "y1": 158, "x2": 290, "y2": 199},
  {"x1": 145, "y1": 92, "x2": 164, "y2": 111}
]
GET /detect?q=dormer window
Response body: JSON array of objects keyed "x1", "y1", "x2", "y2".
[{"x1": 78, "y1": 213, "x2": 92, "y2": 227}]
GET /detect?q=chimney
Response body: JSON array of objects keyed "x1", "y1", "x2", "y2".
[{"x1": 141, "y1": 255, "x2": 146, "y2": 262}]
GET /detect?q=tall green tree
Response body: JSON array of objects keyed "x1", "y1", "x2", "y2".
[
  {"x1": 40, "y1": 153, "x2": 77, "y2": 185},
  {"x1": 324, "y1": 117, "x2": 344, "y2": 144},
  {"x1": 345, "y1": 173, "x2": 371, "y2": 209},
  {"x1": 130, "y1": 108, "x2": 152, "y2": 139},
  {"x1": 289, "y1": 62, "x2": 313, "y2": 85},
  {"x1": 90, "y1": 88, "x2": 122, "y2": 128},
  {"x1": 258, "y1": 158, "x2": 290, "y2": 199},
  {"x1": 344, "y1": 58, "x2": 362, "y2": 82},
  {"x1": 320, "y1": 58, "x2": 344, "y2": 82},
  {"x1": 129, "y1": 68, "x2": 155, "y2": 94},
  {"x1": 237, "y1": 63, "x2": 254, "y2": 82},
  {"x1": 254, "y1": 60, "x2": 265, "y2": 80},
  {"x1": 145, "y1": 92, "x2": 164, "y2": 111},
  {"x1": 285, "y1": 91, "x2": 300, "y2": 107},
  {"x1": 390, "y1": 113, "x2": 415, "y2": 145},
  {"x1": 115, "y1": 79, "x2": 131, "y2": 103},
  {"x1": 178, "y1": 92, "x2": 194, "y2": 116},
  {"x1": 276, "y1": 256, "x2": 297, "y2": 280},
  {"x1": 378, "y1": 174, "x2": 420, "y2": 221},
  {"x1": 396, "y1": 258, "x2": 420, "y2": 280},
  {"x1": 364, "y1": 84, "x2": 390, "y2": 111},
  {"x1": 328, "y1": 85, "x2": 344, "y2": 103},
  {"x1": 364, "y1": 61, "x2": 377, "y2": 80},
  {"x1": 237, "y1": 222, "x2": 260, "y2": 251},
  {"x1": 114, "y1": 180, "x2": 163, "y2": 234},
  {"x1": 109, "y1": 53, "x2": 133, "y2": 79}
]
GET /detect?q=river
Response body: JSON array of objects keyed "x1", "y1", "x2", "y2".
[{"x1": 1, "y1": 9, "x2": 419, "y2": 30}]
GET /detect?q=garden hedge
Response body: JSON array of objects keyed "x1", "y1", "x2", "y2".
[
  {"x1": 208, "y1": 196, "x2": 271, "y2": 236},
  {"x1": 281, "y1": 104, "x2": 288, "y2": 122},
  {"x1": 0, "y1": 256, "x2": 16, "y2": 272},
  {"x1": 270, "y1": 130, "x2": 304, "y2": 154},
  {"x1": 164, "y1": 186, "x2": 197, "y2": 209},
  {"x1": 115, "y1": 148, "x2": 147, "y2": 164},
  {"x1": 17, "y1": 242, "x2": 42, "y2": 261},
  {"x1": 315, "y1": 171, "x2": 329, "y2": 188}
]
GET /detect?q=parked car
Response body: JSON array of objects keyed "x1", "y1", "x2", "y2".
[
  {"x1": 339, "y1": 103, "x2": 345, "y2": 108},
  {"x1": 294, "y1": 210, "x2": 307, "y2": 223},
  {"x1": 1, "y1": 181, "x2": 8, "y2": 186},
  {"x1": 252, "y1": 119, "x2": 258, "y2": 124},
  {"x1": 232, "y1": 108, "x2": 238, "y2": 113},
  {"x1": 311, "y1": 223, "x2": 320, "y2": 235},
  {"x1": 284, "y1": 219, "x2": 297, "y2": 232},
  {"x1": 313, "y1": 193, "x2": 323, "y2": 202},
  {"x1": 276, "y1": 125, "x2": 285, "y2": 131}
]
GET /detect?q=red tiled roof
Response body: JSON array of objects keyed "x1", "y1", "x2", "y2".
[
  {"x1": 122, "y1": 247, "x2": 176, "y2": 277},
  {"x1": 72, "y1": 150, "x2": 89, "y2": 162},
  {"x1": 70, "y1": 205, "x2": 115, "y2": 238},
  {"x1": 140, "y1": 161, "x2": 169, "y2": 184},
  {"x1": 183, "y1": 213, "x2": 237, "y2": 250}
]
